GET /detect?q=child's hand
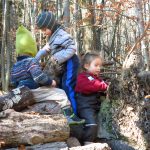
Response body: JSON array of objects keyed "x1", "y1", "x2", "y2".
[
  {"x1": 40, "y1": 62, "x2": 46, "y2": 70},
  {"x1": 42, "y1": 43, "x2": 51, "y2": 52},
  {"x1": 51, "y1": 80, "x2": 57, "y2": 87}
]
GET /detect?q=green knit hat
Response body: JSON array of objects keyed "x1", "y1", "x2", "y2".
[{"x1": 16, "y1": 25, "x2": 37, "y2": 57}]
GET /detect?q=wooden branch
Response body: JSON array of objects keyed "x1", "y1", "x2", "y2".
[
  {"x1": 103, "y1": 46, "x2": 122, "y2": 66},
  {"x1": 70, "y1": 0, "x2": 139, "y2": 22},
  {"x1": 100, "y1": 72, "x2": 121, "y2": 75},
  {"x1": 102, "y1": 61, "x2": 114, "y2": 66},
  {"x1": 0, "y1": 109, "x2": 70, "y2": 148},
  {"x1": 123, "y1": 23, "x2": 150, "y2": 69}
]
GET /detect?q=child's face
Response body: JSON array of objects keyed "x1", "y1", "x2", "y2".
[
  {"x1": 41, "y1": 28, "x2": 52, "y2": 36},
  {"x1": 85, "y1": 58, "x2": 102, "y2": 76}
]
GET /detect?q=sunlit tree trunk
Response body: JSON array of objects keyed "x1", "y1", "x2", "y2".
[
  {"x1": 1, "y1": 0, "x2": 8, "y2": 92},
  {"x1": 56, "y1": 0, "x2": 63, "y2": 20},
  {"x1": 5, "y1": 1, "x2": 11, "y2": 92},
  {"x1": 96, "y1": 0, "x2": 105, "y2": 54},
  {"x1": 82, "y1": 0, "x2": 93, "y2": 52},
  {"x1": 73, "y1": 0, "x2": 79, "y2": 54},
  {"x1": 63, "y1": 0, "x2": 70, "y2": 28},
  {"x1": 135, "y1": 0, "x2": 150, "y2": 70}
]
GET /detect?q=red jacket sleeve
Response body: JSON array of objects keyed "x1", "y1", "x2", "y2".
[{"x1": 75, "y1": 73, "x2": 108, "y2": 94}]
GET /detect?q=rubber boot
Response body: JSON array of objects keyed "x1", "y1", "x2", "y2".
[
  {"x1": 62, "y1": 106, "x2": 85, "y2": 125},
  {"x1": 83, "y1": 125, "x2": 98, "y2": 144}
]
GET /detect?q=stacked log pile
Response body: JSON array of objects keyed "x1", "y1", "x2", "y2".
[{"x1": 0, "y1": 109, "x2": 69, "y2": 148}]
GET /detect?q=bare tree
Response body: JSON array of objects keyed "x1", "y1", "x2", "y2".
[
  {"x1": 135, "y1": 0, "x2": 150, "y2": 70},
  {"x1": 1, "y1": 0, "x2": 8, "y2": 91},
  {"x1": 63, "y1": 0, "x2": 70, "y2": 28}
]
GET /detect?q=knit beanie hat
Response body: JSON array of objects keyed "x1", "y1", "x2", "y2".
[
  {"x1": 36, "y1": 11, "x2": 56, "y2": 30},
  {"x1": 16, "y1": 25, "x2": 37, "y2": 57}
]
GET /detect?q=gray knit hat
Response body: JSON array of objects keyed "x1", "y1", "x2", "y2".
[{"x1": 36, "y1": 11, "x2": 56, "y2": 30}]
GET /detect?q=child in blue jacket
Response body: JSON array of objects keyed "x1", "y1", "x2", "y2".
[{"x1": 35, "y1": 11, "x2": 81, "y2": 117}]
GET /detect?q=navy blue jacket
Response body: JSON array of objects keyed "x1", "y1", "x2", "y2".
[{"x1": 11, "y1": 56, "x2": 52, "y2": 89}]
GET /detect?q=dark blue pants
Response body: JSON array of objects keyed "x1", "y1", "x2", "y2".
[
  {"x1": 61, "y1": 54, "x2": 79, "y2": 114},
  {"x1": 76, "y1": 93, "x2": 100, "y2": 142}
]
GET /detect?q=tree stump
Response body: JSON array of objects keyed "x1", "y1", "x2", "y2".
[{"x1": 0, "y1": 109, "x2": 70, "y2": 148}]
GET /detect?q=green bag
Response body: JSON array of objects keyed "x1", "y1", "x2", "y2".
[{"x1": 16, "y1": 25, "x2": 37, "y2": 57}]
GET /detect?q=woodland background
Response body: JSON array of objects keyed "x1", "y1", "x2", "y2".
[
  {"x1": 0, "y1": 0, "x2": 150, "y2": 150},
  {"x1": 0, "y1": 0, "x2": 149, "y2": 91}
]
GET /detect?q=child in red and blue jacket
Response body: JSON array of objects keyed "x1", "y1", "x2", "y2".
[{"x1": 75, "y1": 52, "x2": 108, "y2": 145}]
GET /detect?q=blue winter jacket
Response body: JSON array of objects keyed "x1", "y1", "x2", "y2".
[
  {"x1": 11, "y1": 56, "x2": 52, "y2": 89},
  {"x1": 35, "y1": 27, "x2": 76, "y2": 64}
]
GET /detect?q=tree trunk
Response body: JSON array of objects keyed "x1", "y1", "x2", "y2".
[
  {"x1": 1, "y1": 0, "x2": 8, "y2": 92},
  {"x1": 103, "y1": 68, "x2": 150, "y2": 150},
  {"x1": 135, "y1": 0, "x2": 150, "y2": 70},
  {"x1": 95, "y1": 0, "x2": 105, "y2": 53},
  {"x1": 5, "y1": 1, "x2": 11, "y2": 92},
  {"x1": 63, "y1": 0, "x2": 70, "y2": 28},
  {"x1": 73, "y1": 0, "x2": 79, "y2": 55},
  {"x1": 82, "y1": 0, "x2": 93, "y2": 51},
  {"x1": 0, "y1": 109, "x2": 70, "y2": 148}
]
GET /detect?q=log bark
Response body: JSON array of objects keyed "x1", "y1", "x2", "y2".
[
  {"x1": 6, "y1": 142, "x2": 111, "y2": 150},
  {"x1": 0, "y1": 86, "x2": 35, "y2": 112},
  {"x1": 6, "y1": 142, "x2": 68, "y2": 150},
  {"x1": 66, "y1": 137, "x2": 81, "y2": 148},
  {"x1": 65, "y1": 143, "x2": 111, "y2": 150},
  {"x1": 22, "y1": 101, "x2": 62, "y2": 115},
  {"x1": 0, "y1": 109, "x2": 70, "y2": 148}
]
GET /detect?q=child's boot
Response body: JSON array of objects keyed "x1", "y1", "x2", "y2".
[{"x1": 62, "y1": 106, "x2": 85, "y2": 125}]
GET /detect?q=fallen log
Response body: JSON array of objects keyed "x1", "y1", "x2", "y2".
[
  {"x1": 0, "y1": 86, "x2": 35, "y2": 112},
  {"x1": 6, "y1": 142, "x2": 68, "y2": 150},
  {"x1": 22, "y1": 101, "x2": 62, "y2": 115},
  {"x1": 0, "y1": 109, "x2": 70, "y2": 148},
  {"x1": 6, "y1": 142, "x2": 111, "y2": 150},
  {"x1": 65, "y1": 143, "x2": 111, "y2": 150}
]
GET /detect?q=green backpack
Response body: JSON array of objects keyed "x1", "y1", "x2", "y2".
[{"x1": 16, "y1": 25, "x2": 37, "y2": 57}]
